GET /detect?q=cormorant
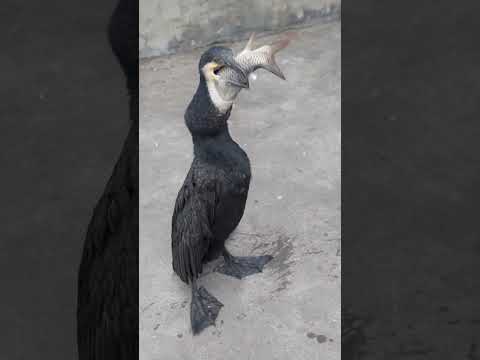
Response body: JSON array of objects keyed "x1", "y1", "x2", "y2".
[
  {"x1": 76, "y1": 0, "x2": 138, "y2": 358},
  {"x1": 171, "y1": 47, "x2": 273, "y2": 335}
]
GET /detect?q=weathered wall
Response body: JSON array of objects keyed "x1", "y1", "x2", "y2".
[{"x1": 140, "y1": 0, "x2": 340, "y2": 57}]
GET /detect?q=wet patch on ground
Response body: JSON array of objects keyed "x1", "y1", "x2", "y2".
[{"x1": 250, "y1": 232, "x2": 296, "y2": 293}]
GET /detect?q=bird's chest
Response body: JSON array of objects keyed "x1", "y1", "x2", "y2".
[
  {"x1": 219, "y1": 146, "x2": 251, "y2": 195},
  {"x1": 194, "y1": 135, "x2": 251, "y2": 195},
  {"x1": 219, "y1": 165, "x2": 250, "y2": 196}
]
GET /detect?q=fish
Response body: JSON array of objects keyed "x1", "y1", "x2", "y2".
[{"x1": 216, "y1": 32, "x2": 295, "y2": 100}]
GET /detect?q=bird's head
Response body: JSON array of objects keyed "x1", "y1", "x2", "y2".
[
  {"x1": 198, "y1": 46, "x2": 249, "y2": 112},
  {"x1": 199, "y1": 46, "x2": 249, "y2": 89}
]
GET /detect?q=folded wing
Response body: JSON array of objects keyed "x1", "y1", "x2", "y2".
[{"x1": 171, "y1": 168, "x2": 217, "y2": 283}]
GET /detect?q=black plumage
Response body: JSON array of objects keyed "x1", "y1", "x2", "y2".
[
  {"x1": 171, "y1": 47, "x2": 272, "y2": 334},
  {"x1": 172, "y1": 49, "x2": 251, "y2": 283},
  {"x1": 76, "y1": 0, "x2": 138, "y2": 358}
]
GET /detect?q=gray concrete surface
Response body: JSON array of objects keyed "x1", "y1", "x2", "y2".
[
  {"x1": 139, "y1": 22, "x2": 340, "y2": 360},
  {"x1": 140, "y1": 0, "x2": 340, "y2": 57}
]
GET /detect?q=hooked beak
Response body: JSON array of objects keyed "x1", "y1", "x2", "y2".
[{"x1": 223, "y1": 56, "x2": 249, "y2": 89}]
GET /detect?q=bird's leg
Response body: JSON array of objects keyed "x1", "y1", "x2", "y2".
[
  {"x1": 214, "y1": 248, "x2": 273, "y2": 279},
  {"x1": 190, "y1": 278, "x2": 223, "y2": 335}
]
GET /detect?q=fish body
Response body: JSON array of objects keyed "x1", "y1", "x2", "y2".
[{"x1": 216, "y1": 33, "x2": 292, "y2": 100}]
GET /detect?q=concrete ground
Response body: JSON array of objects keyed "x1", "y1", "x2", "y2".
[{"x1": 139, "y1": 21, "x2": 340, "y2": 360}]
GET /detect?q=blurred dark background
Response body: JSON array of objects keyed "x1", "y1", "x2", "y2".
[
  {"x1": 343, "y1": 0, "x2": 480, "y2": 358},
  {"x1": 0, "y1": 1, "x2": 128, "y2": 358}
]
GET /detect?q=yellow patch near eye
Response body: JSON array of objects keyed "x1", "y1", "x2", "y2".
[
  {"x1": 203, "y1": 62, "x2": 221, "y2": 80},
  {"x1": 209, "y1": 62, "x2": 220, "y2": 72}
]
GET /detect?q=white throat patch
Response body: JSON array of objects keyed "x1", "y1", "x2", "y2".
[
  {"x1": 202, "y1": 63, "x2": 233, "y2": 113},
  {"x1": 206, "y1": 80, "x2": 233, "y2": 113}
]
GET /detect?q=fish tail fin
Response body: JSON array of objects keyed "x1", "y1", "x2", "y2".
[
  {"x1": 269, "y1": 35, "x2": 292, "y2": 54},
  {"x1": 263, "y1": 32, "x2": 297, "y2": 80}
]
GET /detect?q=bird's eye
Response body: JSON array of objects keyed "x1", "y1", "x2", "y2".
[{"x1": 213, "y1": 65, "x2": 224, "y2": 75}]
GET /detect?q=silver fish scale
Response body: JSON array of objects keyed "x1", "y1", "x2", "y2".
[
  {"x1": 219, "y1": 47, "x2": 271, "y2": 81},
  {"x1": 216, "y1": 47, "x2": 276, "y2": 101}
]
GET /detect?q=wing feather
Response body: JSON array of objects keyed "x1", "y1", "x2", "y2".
[{"x1": 171, "y1": 168, "x2": 217, "y2": 283}]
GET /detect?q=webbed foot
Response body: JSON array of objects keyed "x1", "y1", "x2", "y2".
[
  {"x1": 190, "y1": 282, "x2": 223, "y2": 335},
  {"x1": 214, "y1": 249, "x2": 273, "y2": 279}
]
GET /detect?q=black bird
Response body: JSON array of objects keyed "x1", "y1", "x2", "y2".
[
  {"x1": 171, "y1": 47, "x2": 273, "y2": 335},
  {"x1": 77, "y1": 0, "x2": 138, "y2": 358}
]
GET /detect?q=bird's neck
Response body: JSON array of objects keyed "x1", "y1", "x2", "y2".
[
  {"x1": 193, "y1": 129, "x2": 244, "y2": 165},
  {"x1": 185, "y1": 79, "x2": 232, "y2": 138}
]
